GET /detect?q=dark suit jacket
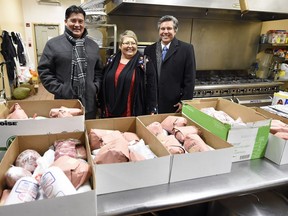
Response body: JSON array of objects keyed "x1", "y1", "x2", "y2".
[{"x1": 144, "y1": 38, "x2": 196, "y2": 113}]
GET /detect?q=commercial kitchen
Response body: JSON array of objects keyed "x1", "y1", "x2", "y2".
[{"x1": 1, "y1": 0, "x2": 288, "y2": 215}]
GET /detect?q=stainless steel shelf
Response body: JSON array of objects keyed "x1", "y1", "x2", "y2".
[{"x1": 97, "y1": 158, "x2": 288, "y2": 216}]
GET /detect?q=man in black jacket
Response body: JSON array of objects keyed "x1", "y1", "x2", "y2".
[{"x1": 144, "y1": 15, "x2": 196, "y2": 113}]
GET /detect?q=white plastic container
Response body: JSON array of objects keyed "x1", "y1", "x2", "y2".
[
  {"x1": 40, "y1": 166, "x2": 76, "y2": 199},
  {"x1": 5, "y1": 176, "x2": 39, "y2": 205}
]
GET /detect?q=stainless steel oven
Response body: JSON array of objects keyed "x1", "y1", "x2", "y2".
[{"x1": 194, "y1": 74, "x2": 283, "y2": 107}]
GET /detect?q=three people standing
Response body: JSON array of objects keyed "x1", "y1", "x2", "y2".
[{"x1": 38, "y1": 5, "x2": 195, "y2": 118}]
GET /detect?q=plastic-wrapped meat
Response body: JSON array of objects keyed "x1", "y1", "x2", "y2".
[
  {"x1": 274, "y1": 132, "x2": 288, "y2": 140},
  {"x1": 54, "y1": 138, "x2": 81, "y2": 160},
  {"x1": 172, "y1": 125, "x2": 200, "y2": 143},
  {"x1": 89, "y1": 129, "x2": 115, "y2": 150},
  {"x1": 201, "y1": 107, "x2": 236, "y2": 124},
  {"x1": 75, "y1": 145, "x2": 87, "y2": 160},
  {"x1": 122, "y1": 132, "x2": 140, "y2": 143},
  {"x1": 5, "y1": 166, "x2": 32, "y2": 188},
  {"x1": 51, "y1": 155, "x2": 92, "y2": 189},
  {"x1": 6, "y1": 103, "x2": 28, "y2": 119},
  {"x1": 57, "y1": 109, "x2": 73, "y2": 118},
  {"x1": 161, "y1": 116, "x2": 187, "y2": 133},
  {"x1": 162, "y1": 135, "x2": 185, "y2": 154},
  {"x1": 49, "y1": 106, "x2": 83, "y2": 118},
  {"x1": 183, "y1": 133, "x2": 211, "y2": 153},
  {"x1": 94, "y1": 138, "x2": 130, "y2": 164},
  {"x1": 128, "y1": 139, "x2": 157, "y2": 159},
  {"x1": 129, "y1": 150, "x2": 146, "y2": 162},
  {"x1": 270, "y1": 119, "x2": 288, "y2": 134},
  {"x1": 100, "y1": 130, "x2": 124, "y2": 146},
  {"x1": 147, "y1": 121, "x2": 164, "y2": 136},
  {"x1": 15, "y1": 149, "x2": 41, "y2": 173}
]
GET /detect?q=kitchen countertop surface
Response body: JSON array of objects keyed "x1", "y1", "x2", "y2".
[{"x1": 97, "y1": 158, "x2": 288, "y2": 216}]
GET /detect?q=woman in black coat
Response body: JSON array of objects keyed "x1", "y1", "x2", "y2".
[{"x1": 100, "y1": 30, "x2": 157, "y2": 117}]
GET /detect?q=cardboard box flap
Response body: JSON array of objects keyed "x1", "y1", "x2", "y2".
[{"x1": 85, "y1": 117, "x2": 135, "y2": 132}]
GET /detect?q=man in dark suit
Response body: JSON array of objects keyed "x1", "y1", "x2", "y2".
[{"x1": 144, "y1": 15, "x2": 196, "y2": 113}]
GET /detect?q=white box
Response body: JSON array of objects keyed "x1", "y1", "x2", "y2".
[
  {"x1": 0, "y1": 100, "x2": 85, "y2": 160},
  {"x1": 85, "y1": 117, "x2": 171, "y2": 195},
  {"x1": 137, "y1": 113, "x2": 233, "y2": 183},
  {"x1": 0, "y1": 132, "x2": 97, "y2": 216},
  {"x1": 253, "y1": 107, "x2": 288, "y2": 165}
]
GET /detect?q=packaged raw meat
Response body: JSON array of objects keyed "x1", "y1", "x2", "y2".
[
  {"x1": 161, "y1": 116, "x2": 187, "y2": 133},
  {"x1": 94, "y1": 141, "x2": 130, "y2": 164},
  {"x1": 49, "y1": 106, "x2": 83, "y2": 118},
  {"x1": 5, "y1": 166, "x2": 32, "y2": 188},
  {"x1": 89, "y1": 128, "x2": 115, "y2": 150},
  {"x1": 51, "y1": 155, "x2": 92, "y2": 189},
  {"x1": 6, "y1": 103, "x2": 28, "y2": 119},
  {"x1": 270, "y1": 119, "x2": 288, "y2": 134},
  {"x1": 128, "y1": 139, "x2": 157, "y2": 159},
  {"x1": 162, "y1": 135, "x2": 185, "y2": 154},
  {"x1": 183, "y1": 133, "x2": 211, "y2": 153},
  {"x1": 172, "y1": 125, "x2": 200, "y2": 143},
  {"x1": 5, "y1": 176, "x2": 39, "y2": 205},
  {"x1": 40, "y1": 166, "x2": 76, "y2": 198},
  {"x1": 122, "y1": 132, "x2": 140, "y2": 142},
  {"x1": 15, "y1": 149, "x2": 41, "y2": 173},
  {"x1": 147, "y1": 121, "x2": 164, "y2": 136}
]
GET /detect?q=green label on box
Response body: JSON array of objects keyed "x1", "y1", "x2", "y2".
[{"x1": 251, "y1": 125, "x2": 270, "y2": 159}]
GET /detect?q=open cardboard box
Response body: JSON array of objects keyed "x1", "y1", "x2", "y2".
[
  {"x1": 85, "y1": 117, "x2": 171, "y2": 195},
  {"x1": 137, "y1": 113, "x2": 233, "y2": 183},
  {"x1": 182, "y1": 98, "x2": 271, "y2": 162},
  {"x1": 0, "y1": 100, "x2": 85, "y2": 160},
  {"x1": 253, "y1": 107, "x2": 288, "y2": 165},
  {"x1": 0, "y1": 132, "x2": 96, "y2": 216}
]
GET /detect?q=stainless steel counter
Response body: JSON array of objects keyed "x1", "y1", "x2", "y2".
[{"x1": 97, "y1": 158, "x2": 288, "y2": 216}]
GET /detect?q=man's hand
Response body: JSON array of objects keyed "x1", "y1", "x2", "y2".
[{"x1": 174, "y1": 102, "x2": 182, "y2": 113}]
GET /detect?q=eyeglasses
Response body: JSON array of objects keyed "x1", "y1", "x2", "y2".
[{"x1": 122, "y1": 41, "x2": 137, "y2": 46}]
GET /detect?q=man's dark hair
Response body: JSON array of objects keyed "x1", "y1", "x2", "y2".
[{"x1": 65, "y1": 5, "x2": 86, "y2": 20}]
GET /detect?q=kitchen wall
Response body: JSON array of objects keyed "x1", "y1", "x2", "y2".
[
  {"x1": 108, "y1": 15, "x2": 262, "y2": 70},
  {"x1": 0, "y1": 0, "x2": 25, "y2": 36}
]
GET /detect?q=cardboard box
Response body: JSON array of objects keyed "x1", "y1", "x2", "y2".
[
  {"x1": 0, "y1": 100, "x2": 85, "y2": 160},
  {"x1": 253, "y1": 107, "x2": 288, "y2": 165},
  {"x1": 182, "y1": 98, "x2": 271, "y2": 162},
  {"x1": 85, "y1": 117, "x2": 171, "y2": 195},
  {"x1": 272, "y1": 91, "x2": 288, "y2": 105},
  {"x1": 137, "y1": 113, "x2": 233, "y2": 183},
  {"x1": 0, "y1": 132, "x2": 97, "y2": 216}
]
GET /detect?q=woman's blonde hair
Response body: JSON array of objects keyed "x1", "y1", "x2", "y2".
[{"x1": 119, "y1": 30, "x2": 138, "y2": 45}]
